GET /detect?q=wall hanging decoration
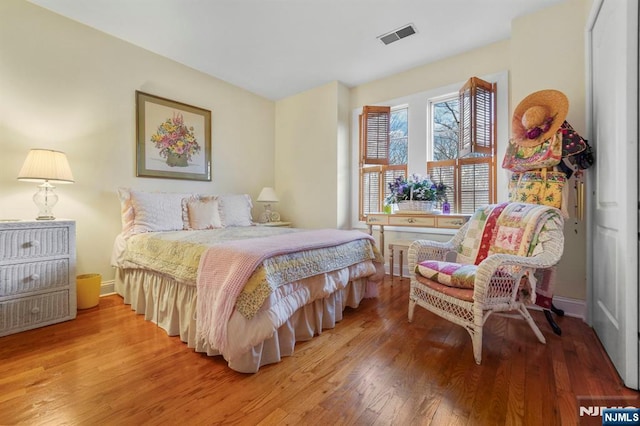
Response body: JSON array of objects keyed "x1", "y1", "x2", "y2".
[{"x1": 136, "y1": 91, "x2": 211, "y2": 181}]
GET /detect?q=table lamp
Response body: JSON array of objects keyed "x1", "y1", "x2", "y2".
[
  {"x1": 256, "y1": 187, "x2": 280, "y2": 223},
  {"x1": 17, "y1": 149, "x2": 74, "y2": 220}
]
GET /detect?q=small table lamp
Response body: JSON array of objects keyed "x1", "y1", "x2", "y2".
[
  {"x1": 17, "y1": 149, "x2": 74, "y2": 220},
  {"x1": 257, "y1": 187, "x2": 280, "y2": 223}
]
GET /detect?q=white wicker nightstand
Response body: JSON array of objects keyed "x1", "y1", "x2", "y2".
[{"x1": 0, "y1": 219, "x2": 76, "y2": 336}]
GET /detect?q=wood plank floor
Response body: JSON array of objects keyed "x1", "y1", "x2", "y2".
[{"x1": 0, "y1": 275, "x2": 638, "y2": 425}]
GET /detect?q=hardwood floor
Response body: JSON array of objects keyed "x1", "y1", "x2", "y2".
[{"x1": 0, "y1": 275, "x2": 637, "y2": 425}]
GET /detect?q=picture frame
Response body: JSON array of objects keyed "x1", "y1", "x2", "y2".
[{"x1": 136, "y1": 91, "x2": 212, "y2": 181}]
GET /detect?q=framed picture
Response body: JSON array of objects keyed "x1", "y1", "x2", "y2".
[{"x1": 136, "y1": 91, "x2": 211, "y2": 181}]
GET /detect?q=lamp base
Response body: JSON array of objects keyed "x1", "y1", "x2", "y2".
[
  {"x1": 259, "y1": 210, "x2": 280, "y2": 223},
  {"x1": 33, "y1": 181, "x2": 58, "y2": 221}
]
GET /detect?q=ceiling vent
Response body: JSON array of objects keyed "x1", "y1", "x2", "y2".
[{"x1": 377, "y1": 24, "x2": 417, "y2": 45}]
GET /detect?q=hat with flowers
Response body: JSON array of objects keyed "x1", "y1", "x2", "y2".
[{"x1": 511, "y1": 89, "x2": 569, "y2": 148}]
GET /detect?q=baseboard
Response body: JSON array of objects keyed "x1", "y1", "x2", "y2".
[
  {"x1": 100, "y1": 279, "x2": 116, "y2": 296},
  {"x1": 528, "y1": 295, "x2": 587, "y2": 321}
]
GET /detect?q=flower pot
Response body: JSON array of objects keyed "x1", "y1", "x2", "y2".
[
  {"x1": 397, "y1": 201, "x2": 434, "y2": 213},
  {"x1": 166, "y1": 152, "x2": 188, "y2": 167}
]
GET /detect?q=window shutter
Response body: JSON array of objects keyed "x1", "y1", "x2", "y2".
[
  {"x1": 360, "y1": 106, "x2": 391, "y2": 165},
  {"x1": 427, "y1": 159, "x2": 456, "y2": 206},
  {"x1": 458, "y1": 157, "x2": 493, "y2": 214},
  {"x1": 360, "y1": 166, "x2": 382, "y2": 220},
  {"x1": 458, "y1": 77, "x2": 496, "y2": 157},
  {"x1": 384, "y1": 166, "x2": 406, "y2": 202}
]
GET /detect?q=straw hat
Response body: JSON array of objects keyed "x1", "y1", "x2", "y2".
[{"x1": 511, "y1": 90, "x2": 569, "y2": 147}]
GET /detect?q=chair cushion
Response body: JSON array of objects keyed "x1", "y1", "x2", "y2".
[
  {"x1": 414, "y1": 274, "x2": 474, "y2": 302},
  {"x1": 415, "y1": 259, "x2": 520, "y2": 295},
  {"x1": 416, "y1": 260, "x2": 477, "y2": 289}
]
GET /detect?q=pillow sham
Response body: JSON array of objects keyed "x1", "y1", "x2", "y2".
[
  {"x1": 117, "y1": 187, "x2": 135, "y2": 235},
  {"x1": 129, "y1": 190, "x2": 191, "y2": 234},
  {"x1": 218, "y1": 194, "x2": 254, "y2": 227},
  {"x1": 183, "y1": 195, "x2": 222, "y2": 230}
]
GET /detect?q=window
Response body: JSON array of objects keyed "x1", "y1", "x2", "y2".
[
  {"x1": 359, "y1": 106, "x2": 407, "y2": 220},
  {"x1": 358, "y1": 76, "x2": 497, "y2": 219},
  {"x1": 428, "y1": 77, "x2": 496, "y2": 214}
]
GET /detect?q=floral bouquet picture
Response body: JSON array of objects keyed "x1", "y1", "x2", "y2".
[
  {"x1": 150, "y1": 113, "x2": 201, "y2": 167},
  {"x1": 136, "y1": 91, "x2": 211, "y2": 181}
]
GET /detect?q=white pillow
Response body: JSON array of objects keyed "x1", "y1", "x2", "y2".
[
  {"x1": 218, "y1": 194, "x2": 253, "y2": 227},
  {"x1": 183, "y1": 195, "x2": 222, "y2": 230},
  {"x1": 130, "y1": 190, "x2": 191, "y2": 234}
]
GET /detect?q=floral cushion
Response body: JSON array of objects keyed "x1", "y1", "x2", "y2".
[
  {"x1": 415, "y1": 260, "x2": 477, "y2": 289},
  {"x1": 416, "y1": 260, "x2": 522, "y2": 296}
]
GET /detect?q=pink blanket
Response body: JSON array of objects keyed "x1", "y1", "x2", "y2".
[{"x1": 196, "y1": 228, "x2": 375, "y2": 355}]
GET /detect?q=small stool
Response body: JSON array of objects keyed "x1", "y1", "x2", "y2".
[{"x1": 388, "y1": 240, "x2": 414, "y2": 281}]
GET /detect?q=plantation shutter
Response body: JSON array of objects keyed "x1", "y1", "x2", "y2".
[
  {"x1": 384, "y1": 167, "x2": 407, "y2": 202},
  {"x1": 360, "y1": 166, "x2": 382, "y2": 219},
  {"x1": 458, "y1": 77, "x2": 496, "y2": 157},
  {"x1": 427, "y1": 159, "x2": 455, "y2": 206},
  {"x1": 458, "y1": 157, "x2": 493, "y2": 214},
  {"x1": 359, "y1": 106, "x2": 394, "y2": 220},
  {"x1": 361, "y1": 106, "x2": 391, "y2": 165}
]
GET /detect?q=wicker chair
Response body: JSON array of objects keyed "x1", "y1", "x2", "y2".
[{"x1": 407, "y1": 202, "x2": 564, "y2": 364}]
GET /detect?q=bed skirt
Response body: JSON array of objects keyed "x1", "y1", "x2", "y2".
[{"x1": 114, "y1": 267, "x2": 375, "y2": 373}]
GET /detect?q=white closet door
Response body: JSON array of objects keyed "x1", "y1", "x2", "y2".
[{"x1": 588, "y1": 0, "x2": 639, "y2": 389}]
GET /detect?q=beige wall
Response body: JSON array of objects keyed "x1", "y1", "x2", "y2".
[
  {"x1": 510, "y1": 0, "x2": 591, "y2": 300},
  {"x1": 275, "y1": 81, "x2": 348, "y2": 229},
  {"x1": 0, "y1": 0, "x2": 275, "y2": 281}
]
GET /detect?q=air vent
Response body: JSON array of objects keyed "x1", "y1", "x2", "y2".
[{"x1": 378, "y1": 24, "x2": 417, "y2": 45}]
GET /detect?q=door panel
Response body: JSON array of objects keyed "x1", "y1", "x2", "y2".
[{"x1": 589, "y1": 0, "x2": 638, "y2": 389}]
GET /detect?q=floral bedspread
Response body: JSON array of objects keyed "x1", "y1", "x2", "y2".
[{"x1": 121, "y1": 227, "x2": 382, "y2": 319}]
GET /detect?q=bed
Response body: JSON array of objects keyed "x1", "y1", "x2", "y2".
[{"x1": 111, "y1": 189, "x2": 385, "y2": 373}]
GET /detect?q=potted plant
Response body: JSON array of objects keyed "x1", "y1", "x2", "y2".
[{"x1": 385, "y1": 174, "x2": 448, "y2": 213}]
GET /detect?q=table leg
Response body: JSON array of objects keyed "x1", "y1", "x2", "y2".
[{"x1": 389, "y1": 243, "x2": 394, "y2": 280}]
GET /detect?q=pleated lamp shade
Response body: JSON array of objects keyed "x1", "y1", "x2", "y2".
[
  {"x1": 257, "y1": 187, "x2": 279, "y2": 203},
  {"x1": 17, "y1": 149, "x2": 75, "y2": 184},
  {"x1": 17, "y1": 149, "x2": 74, "y2": 220}
]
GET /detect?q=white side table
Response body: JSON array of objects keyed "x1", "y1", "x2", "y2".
[{"x1": 0, "y1": 219, "x2": 77, "y2": 336}]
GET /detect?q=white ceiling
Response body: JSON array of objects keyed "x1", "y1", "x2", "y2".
[{"x1": 28, "y1": 0, "x2": 563, "y2": 101}]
